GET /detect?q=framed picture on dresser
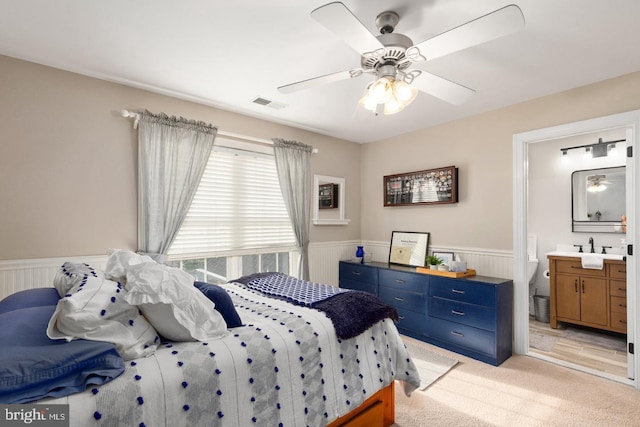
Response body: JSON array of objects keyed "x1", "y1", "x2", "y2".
[{"x1": 388, "y1": 231, "x2": 430, "y2": 267}]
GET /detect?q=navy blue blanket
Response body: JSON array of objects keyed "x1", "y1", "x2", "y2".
[{"x1": 233, "y1": 273, "x2": 398, "y2": 339}]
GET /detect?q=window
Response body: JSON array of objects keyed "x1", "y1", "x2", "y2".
[{"x1": 167, "y1": 139, "x2": 297, "y2": 282}]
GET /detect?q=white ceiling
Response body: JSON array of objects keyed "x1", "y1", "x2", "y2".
[{"x1": 2, "y1": 1, "x2": 640, "y2": 143}]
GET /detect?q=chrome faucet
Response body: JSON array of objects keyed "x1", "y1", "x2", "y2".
[{"x1": 588, "y1": 237, "x2": 595, "y2": 253}]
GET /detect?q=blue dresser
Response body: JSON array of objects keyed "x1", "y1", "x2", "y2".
[{"x1": 339, "y1": 260, "x2": 513, "y2": 366}]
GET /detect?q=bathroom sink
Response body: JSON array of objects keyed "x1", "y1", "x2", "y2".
[{"x1": 546, "y1": 251, "x2": 624, "y2": 261}]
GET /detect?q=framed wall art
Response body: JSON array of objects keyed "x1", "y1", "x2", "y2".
[
  {"x1": 318, "y1": 183, "x2": 338, "y2": 209},
  {"x1": 388, "y1": 231, "x2": 430, "y2": 267},
  {"x1": 383, "y1": 166, "x2": 458, "y2": 207}
]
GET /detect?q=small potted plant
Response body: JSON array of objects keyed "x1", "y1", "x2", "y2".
[{"x1": 426, "y1": 255, "x2": 442, "y2": 269}]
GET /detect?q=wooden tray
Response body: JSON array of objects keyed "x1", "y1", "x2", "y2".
[{"x1": 415, "y1": 267, "x2": 476, "y2": 278}]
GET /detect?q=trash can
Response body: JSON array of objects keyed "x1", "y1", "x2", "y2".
[{"x1": 533, "y1": 295, "x2": 550, "y2": 323}]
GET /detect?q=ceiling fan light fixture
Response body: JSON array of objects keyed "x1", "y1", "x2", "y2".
[
  {"x1": 368, "y1": 77, "x2": 393, "y2": 103},
  {"x1": 360, "y1": 77, "x2": 417, "y2": 115},
  {"x1": 383, "y1": 95, "x2": 405, "y2": 115},
  {"x1": 393, "y1": 80, "x2": 418, "y2": 104},
  {"x1": 359, "y1": 92, "x2": 378, "y2": 112}
]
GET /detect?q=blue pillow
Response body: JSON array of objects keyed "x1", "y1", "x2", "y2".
[
  {"x1": 0, "y1": 305, "x2": 125, "y2": 404},
  {"x1": 0, "y1": 288, "x2": 60, "y2": 315},
  {"x1": 194, "y1": 282, "x2": 243, "y2": 328}
]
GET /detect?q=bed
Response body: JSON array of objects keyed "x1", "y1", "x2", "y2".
[{"x1": 0, "y1": 251, "x2": 420, "y2": 427}]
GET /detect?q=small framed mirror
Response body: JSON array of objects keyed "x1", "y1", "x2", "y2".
[
  {"x1": 572, "y1": 166, "x2": 625, "y2": 233},
  {"x1": 313, "y1": 175, "x2": 350, "y2": 225}
]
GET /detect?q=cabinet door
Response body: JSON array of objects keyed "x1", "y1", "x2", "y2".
[
  {"x1": 580, "y1": 277, "x2": 608, "y2": 326},
  {"x1": 556, "y1": 274, "x2": 580, "y2": 321}
]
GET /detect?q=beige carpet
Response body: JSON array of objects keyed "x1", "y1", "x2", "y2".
[
  {"x1": 403, "y1": 335, "x2": 458, "y2": 390},
  {"x1": 394, "y1": 339, "x2": 640, "y2": 427}
]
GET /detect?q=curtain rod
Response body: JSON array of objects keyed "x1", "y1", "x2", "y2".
[{"x1": 121, "y1": 110, "x2": 318, "y2": 153}]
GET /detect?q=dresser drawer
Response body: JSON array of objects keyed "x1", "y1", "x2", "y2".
[
  {"x1": 429, "y1": 277, "x2": 496, "y2": 307},
  {"x1": 379, "y1": 269, "x2": 427, "y2": 294},
  {"x1": 341, "y1": 279, "x2": 377, "y2": 294},
  {"x1": 379, "y1": 286, "x2": 427, "y2": 313},
  {"x1": 609, "y1": 262, "x2": 627, "y2": 279},
  {"x1": 611, "y1": 296, "x2": 627, "y2": 314},
  {"x1": 555, "y1": 259, "x2": 606, "y2": 277},
  {"x1": 428, "y1": 317, "x2": 495, "y2": 357},
  {"x1": 396, "y1": 307, "x2": 427, "y2": 336},
  {"x1": 610, "y1": 280, "x2": 627, "y2": 298},
  {"x1": 339, "y1": 262, "x2": 378, "y2": 294},
  {"x1": 430, "y1": 297, "x2": 496, "y2": 332}
]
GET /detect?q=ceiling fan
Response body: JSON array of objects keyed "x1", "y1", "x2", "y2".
[{"x1": 278, "y1": 2, "x2": 525, "y2": 114}]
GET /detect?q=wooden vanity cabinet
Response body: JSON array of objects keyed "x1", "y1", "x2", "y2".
[
  {"x1": 609, "y1": 261, "x2": 627, "y2": 333},
  {"x1": 549, "y1": 256, "x2": 627, "y2": 333}
]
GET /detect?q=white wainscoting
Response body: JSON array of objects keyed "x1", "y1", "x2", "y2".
[
  {"x1": 0, "y1": 255, "x2": 107, "y2": 300},
  {"x1": 0, "y1": 244, "x2": 513, "y2": 300},
  {"x1": 308, "y1": 240, "x2": 513, "y2": 287}
]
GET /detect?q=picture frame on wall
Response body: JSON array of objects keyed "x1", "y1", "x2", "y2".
[
  {"x1": 318, "y1": 183, "x2": 338, "y2": 209},
  {"x1": 388, "y1": 231, "x2": 430, "y2": 267},
  {"x1": 383, "y1": 166, "x2": 458, "y2": 207}
]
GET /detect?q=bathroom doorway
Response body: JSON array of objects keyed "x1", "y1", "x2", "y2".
[{"x1": 513, "y1": 110, "x2": 640, "y2": 388}]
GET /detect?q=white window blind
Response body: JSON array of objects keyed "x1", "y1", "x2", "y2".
[{"x1": 168, "y1": 144, "x2": 296, "y2": 257}]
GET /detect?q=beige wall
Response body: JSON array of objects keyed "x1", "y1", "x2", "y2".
[
  {"x1": 0, "y1": 55, "x2": 361, "y2": 260},
  {"x1": 361, "y1": 71, "x2": 640, "y2": 250},
  {"x1": 3, "y1": 53, "x2": 640, "y2": 261}
]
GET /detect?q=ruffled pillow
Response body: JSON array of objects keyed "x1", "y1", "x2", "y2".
[
  {"x1": 104, "y1": 249, "x2": 154, "y2": 283},
  {"x1": 47, "y1": 264, "x2": 160, "y2": 360},
  {"x1": 124, "y1": 262, "x2": 228, "y2": 341}
]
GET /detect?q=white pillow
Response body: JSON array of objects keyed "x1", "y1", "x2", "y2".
[
  {"x1": 47, "y1": 266, "x2": 160, "y2": 360},
  {"x1": 53, "y1": 262, "x2": 103, "y2": 298},
  {"x1": 104, "y1": 249, "x2": 154, "y2": 283},
  {"x1": 123, "y1": 262, "x2": 228, "y2": 342}
]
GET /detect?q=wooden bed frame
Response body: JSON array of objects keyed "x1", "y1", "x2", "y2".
[{"x1": 326, "y1": 381, "x2": 395, "y2": 427}]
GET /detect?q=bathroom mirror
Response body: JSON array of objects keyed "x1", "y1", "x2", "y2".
[
  {"x1": 572, "y1": 166, "x2": 625, "y2": 233},
  {"x1": 312, "y1": 175, "x2": 350, "y2": 225}
]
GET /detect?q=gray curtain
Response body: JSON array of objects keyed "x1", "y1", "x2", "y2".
[
  {"x1": 138, "y1": 110, "x2": 217, "y2": 262},
  {"x1": 272, "y1": 138, "x2": 313, "y2": 280}
]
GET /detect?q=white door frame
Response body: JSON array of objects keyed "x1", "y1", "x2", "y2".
[{"x1": 513, "y1": 109, "x2": 640, "y2": 388}]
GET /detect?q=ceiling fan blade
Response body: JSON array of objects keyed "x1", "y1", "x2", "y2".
[
  {"x1": 415, "y1": 4, "x2": 525, "y2": 61},
  {"x1": 411, "y1": 72, "x2": 475, "y2": 105},
  {"x1": 311, "y1": 2, "x2": 383, "y2": 54},
  {"x1": 278, "y1": 69, "x2": 363, "y2": 94}
]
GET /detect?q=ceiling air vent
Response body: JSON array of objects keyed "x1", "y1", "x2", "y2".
[{"x1": 252, "y1": 96, "x2": 287, "y2": 110}]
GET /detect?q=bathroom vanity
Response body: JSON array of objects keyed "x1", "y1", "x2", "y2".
[{"x1": 548, "y1": 253, "x2": 627, "y2": 333}]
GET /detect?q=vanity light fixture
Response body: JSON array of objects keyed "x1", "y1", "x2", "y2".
[{"x1": 560, "y1": 137, "x2": 625, "y2": 159}]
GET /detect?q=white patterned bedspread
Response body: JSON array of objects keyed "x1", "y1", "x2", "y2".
[{"x1": 39, "y1": 283, "x2": 420, "y2": 427}]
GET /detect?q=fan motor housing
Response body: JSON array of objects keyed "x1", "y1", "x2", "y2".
[{"x1": 361, "y1": 33, "x2": 413, "y2": 72}]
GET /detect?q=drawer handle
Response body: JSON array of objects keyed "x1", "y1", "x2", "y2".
[
  {"x1": 451, "y1": 310, "x2": 465, "y2": 316},
  {"x1": 395, "y1": 279, "x2": 406, "y2": 284},
  {"x1": 620, "y1": 320, "x2": 627, "y2": 324},
  {"x1": 351, "y1": 271, "x2": 361, "y2": 276},
  {"x1": 619, "y1": 303, "x2": 627, "y2": 308},
  {"x1": 451, "y1": 289, "x2": 465, "y2": 294},
  {"x1": 619, "y1": 287, "x2": 627, "y2": 292},
  {"x1": 398, "y1": 315, "x2": 405, "y2": 320},
  {"x1": 394, "y1": 297, "x2": 405, "y2": 302},
  {"x1": 450, "y1": 331, "x2": 464, "y2": 337},
  {"x1": 618, "y1": 270, "x2": 626, "y2": 274}
]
